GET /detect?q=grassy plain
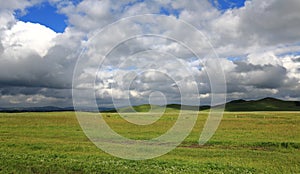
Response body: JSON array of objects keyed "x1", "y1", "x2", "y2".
[{"x1": 0, "y1": 111, "x2": 299, "y2": 173}]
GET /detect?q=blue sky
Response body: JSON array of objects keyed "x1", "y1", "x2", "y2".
[
  {"x1": 210, "y1": 0, "x2": 247, "y2": 10},
  {"x1": 16, "y1": 0, "x2": 247, "y2": 33},
  {"x1": 17, "y1": 2, "x2": 68, "y2": 33}
]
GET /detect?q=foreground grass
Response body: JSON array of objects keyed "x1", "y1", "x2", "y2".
[{"x1": 0, "y1": 111, "x2": 299, "y2": 173}]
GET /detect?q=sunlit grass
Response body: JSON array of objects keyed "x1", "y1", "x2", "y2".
[{"x1": 0, "y1": 111, "x2": 299, "y2": 173}]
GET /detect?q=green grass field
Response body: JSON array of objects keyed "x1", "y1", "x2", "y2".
[{"x1": 0, "y1": 111, "x2": 299, "y2": 173}]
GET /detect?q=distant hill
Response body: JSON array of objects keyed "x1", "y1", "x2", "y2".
[
  {"x1": 1, "y1": 97, "x2": 299, "y2": 112},
  {"x1": 109, "y1": 97, "x2": 300, "y2": 112},
  {"x1": 103, "y1": 104, "x2": 210, "y2": 113},
  {"x1": 223, "y1": 97, "x2": 300, "y2": 111},
  {"x1": 0, "y1": 106, "x2": 74, "y2": 113},
  {"x1": 0, "y1": 106, "x2": 112, "y2": 113}
]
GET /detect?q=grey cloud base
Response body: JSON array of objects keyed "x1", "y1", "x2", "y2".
[{"x1": 0, "y1": 0, "x2": 300, "y2": 107}]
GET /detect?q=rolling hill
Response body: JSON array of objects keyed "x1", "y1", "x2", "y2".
[
  {"x1": 1, "y1": 97, "x2": 300, "y2": 112},
  {"x1": 105, "y1": 97, "x2": 300, "y2": 112},
  {"x1": 223, "y1": 97, "x2": 300, "y2": 111}
]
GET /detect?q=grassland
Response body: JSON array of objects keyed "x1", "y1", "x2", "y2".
[{"x1": 0, "y1": 111, "x2": 299, "y2": 173}]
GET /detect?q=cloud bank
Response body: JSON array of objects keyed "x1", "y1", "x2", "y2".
[{"x1": 0, "y1": 0, "x2": 300, "y2": 107}]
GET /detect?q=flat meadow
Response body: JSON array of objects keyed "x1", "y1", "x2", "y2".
[{"x1": 0, "y1": 111, "x2": 299, "y2": 173}]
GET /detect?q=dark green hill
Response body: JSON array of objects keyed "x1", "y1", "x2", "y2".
[
  {"x1": 103, "y1": 104, "x2": 210, "y2": 113},
  {"x1": 99, "y1": 97, "x2": 300, "y2": 113},
  {"x1": 118, "y1": 104, "x2": 161, "y2": 112},
  {"x1": 116, "y1": 104, "x2": 201, "y2": 112},
  {"x1": 224, "y1": 97, "x2": 300, "y2": 111}
]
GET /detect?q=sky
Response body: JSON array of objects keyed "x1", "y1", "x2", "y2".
[
  {"x1": 16, "y1": 1, "x2": 68, "y2": 33},
  {"x1": 0, "y1": 0, "x2": 300, "y2": 108}
]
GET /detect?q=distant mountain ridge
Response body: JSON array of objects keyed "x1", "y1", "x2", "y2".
[
  {"x1": 1, "y1": 97, "x2": 300, "y2": 112},
  {"x1": 105, "y1": 104, "x2": 210, "y2": 113},
  {"x1": 104, "y1": 97, "x2": 300, "y2": 112},
  {"x1": 0, "y1": 106, "x2": 74, "y2": 113},
  {"x1": 223, "y1": 97, "x2": 300, "y2": 111}
]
